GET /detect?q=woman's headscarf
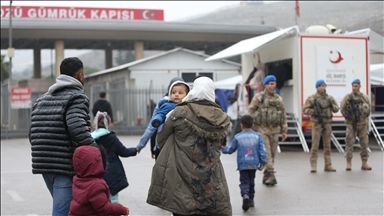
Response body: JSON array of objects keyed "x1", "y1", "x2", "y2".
[{"x1": 182, "y1": 76, "x2": 215, "y2": 103}]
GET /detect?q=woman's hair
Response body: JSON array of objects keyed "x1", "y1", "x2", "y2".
[{"x1": 97, "y1": 113, "x2": 111, "y2": 129}]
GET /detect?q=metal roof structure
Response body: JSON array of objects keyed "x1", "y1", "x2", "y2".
[
  {"x1": 1, "y1": 18, "x2": 278, "y2": 52},
  {"x1": 85, "y1": 47, "x2": 241, "y2": 79}
]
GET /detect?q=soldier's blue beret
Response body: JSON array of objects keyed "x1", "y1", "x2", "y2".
[
  {"x1": 351, "y1": 79, "x2": 360, "y2": 85},
  {"x1": 315, "y1": 79, "x2": 326, "y2": 88},
  {"x1": 263, "y1": 75, "x2": 277, "y2": 85}
]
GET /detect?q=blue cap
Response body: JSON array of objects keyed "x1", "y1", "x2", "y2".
[
  {"x1": 351, "y1": 79, "x2": 360, "y2": 85},
  {"x1": 263, "y1": 75, "x2": 277, "y2": 85},
  {"x1": 315, "y1": 79, "x2": 326, "y2": 88}
]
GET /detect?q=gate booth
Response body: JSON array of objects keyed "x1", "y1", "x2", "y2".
[{"x1": 207, "y1": 25, "x2": 383, "y2": 152}]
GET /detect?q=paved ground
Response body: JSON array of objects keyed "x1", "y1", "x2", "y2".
[{"x1": 1, "y1": 136, "x2": 383, "y2": 216}]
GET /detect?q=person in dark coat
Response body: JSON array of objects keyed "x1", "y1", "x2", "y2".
[
  {"x1": 69, "y1": 145, "x2": 129, "y2": 216},
  {"x1": 92, "y1": 91, "x2": 114, "y2": 123},
  {"x1": 92, "y1": 111, "x2": 138, "y2": 203},
  {"x1": 29, "y1": 57, "x2": 96, "y2": 216}
]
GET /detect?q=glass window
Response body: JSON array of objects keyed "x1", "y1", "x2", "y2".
[
  {"x1": 199, "y1": 72, "x2": 213, "y2": 80},
  {"x1": 181, "y1": 73, "x2": 196, "y2": 83}
]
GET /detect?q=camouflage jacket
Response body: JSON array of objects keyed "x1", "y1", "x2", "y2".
[
  {"x1": 147, "y1": 100, "x2": 232, "y2": 216},
  {"x1": 302, "y1": 90, "x2": 339, "y2": 123},
  {"x1": 248, "y1": 90, "x2": 288, "y2": 135},
  {"x1": 340, "y1": 92, "x2": 370, "y2": 126}
]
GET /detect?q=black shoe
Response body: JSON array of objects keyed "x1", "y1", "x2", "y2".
[
  {"x1": 242, "y1": 194, "x2": 250, "y2": 211},
  {"x1": 249, "y1": 199, "x2": 254, "y2": 207}
]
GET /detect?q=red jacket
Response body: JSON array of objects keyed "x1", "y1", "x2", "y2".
[{"x1": 69, "y1": 146, "x2": 128, "y2": 216}]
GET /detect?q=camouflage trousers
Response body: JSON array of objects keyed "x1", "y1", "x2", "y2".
[
  {"x1": 260, "y1": 133, "x2": 279, "y2": 172},
  {"x1": 345, "y1": 123, "x2": 369, "y2": 160},
  {"x1": 310, "y1": 122, "x2": 333, "y2": 167}
]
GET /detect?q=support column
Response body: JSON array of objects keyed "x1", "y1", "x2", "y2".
[
  {"x1": 134, "y1": 41, "x2": 144, "y2": 60},
  {"x1": 105, "y1": 48, "x2": 112, "y2": 69},
  {"x1": 33, "y1": 48, "x2": 41, "y2": 79},
  {"x1": 55, "y1": 40, "x2": 64, "y2": 78}
]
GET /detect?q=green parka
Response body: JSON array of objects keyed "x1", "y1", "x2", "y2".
[{"x1": 147, "y1": 100, "x2": 232, "y2": 215}]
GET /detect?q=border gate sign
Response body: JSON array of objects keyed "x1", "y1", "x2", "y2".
[{"x1": 11, "y1": 87, "x2": 32, "y2": 109}]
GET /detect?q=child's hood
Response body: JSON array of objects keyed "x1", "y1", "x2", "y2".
[
  {"x1": 73, "y1": 145, "x2": 105, "y2": 178},
  {"x1": 168, "y1": 80, "x2": 191, "y2": 97}
]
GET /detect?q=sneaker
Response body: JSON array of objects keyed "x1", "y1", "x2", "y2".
[
  {"x1": 242, "y1": 194, "x2": 250, "y2": 211},
  {"x1": 249, "y1": 199, "x2": 254, "y2": 207}
]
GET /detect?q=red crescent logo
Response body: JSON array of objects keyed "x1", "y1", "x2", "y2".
[{"x1": 329, "y1": 51, "x2": 344, "y2": 64}]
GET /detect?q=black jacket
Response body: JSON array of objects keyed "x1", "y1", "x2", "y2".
[
  {"x1": 95, "y1": 132, "x2": 137, "y2": 195},
  {"x1": 92, "y1": 100, "x2": 114, "y2": 123},
  {"x1": 29, "y1": 75, "x2": 96, "y2": 177}
]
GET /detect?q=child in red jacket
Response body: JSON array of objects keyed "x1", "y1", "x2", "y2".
[{"x1": 69, "y1": 145, "x2": 129, "y2": 216}]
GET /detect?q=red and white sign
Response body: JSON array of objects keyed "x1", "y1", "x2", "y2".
[
  {"x1": 11, "y1": 87, "x2": 32, "y2": 109},
  {"x1": 316, "y1": 47, "x2": 353, "y2": 86},
  {"x1": 1, "y1": 6, "x2": 164, "y2": 21}
]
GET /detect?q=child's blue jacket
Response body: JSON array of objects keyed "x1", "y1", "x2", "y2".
[
  {"x1": 222, "y1": 130, "x2": 267, "y2": 171},
  {"x1": 137, "y1": 97, "x2": 175, "y2": 151}
]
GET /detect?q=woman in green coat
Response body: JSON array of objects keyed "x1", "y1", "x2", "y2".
[{"x1": 147, "y1": 76, "x2": 233, "y2": 216}]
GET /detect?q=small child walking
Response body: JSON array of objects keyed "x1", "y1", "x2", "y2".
[
  {"x1": 136, "y1": 79, "x2": 190, "y2": 158},
  {"x1": 69, "y1": 145, "x2": 129, "y2": 215},
  {"x1": 92, "y1": 111, "x2": 138, "y2": 203},
  {"x1": 222, "y1": 115, "x2": 267, "y2": 211}
]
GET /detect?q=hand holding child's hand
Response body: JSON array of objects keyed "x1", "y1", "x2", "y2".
[
  {"x1": 258, "y1": 166, "x2": 264, "y2": 171},
  {"x1": 136, "y1": 148, "x2": 141, "y2": 154},
  {"x1": 125, "y1": 206, "x2": 130, "y2": 215},
  {"x1": 151, "y1": 154, "x2": 155, "y2": 159}
]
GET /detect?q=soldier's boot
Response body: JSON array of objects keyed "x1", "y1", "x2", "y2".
[
  {"x1": 324, "y1": 165, "x2": 336, "y2": 172},
  {"x1": 310, "y1": 163, "x2": 317, "y2": 173},
  {"x1": 265, "y1": 171, "x2": 277, "y2": 186},
  {"x1": 361, "y1": 159, "x2": 372, "y2": 170},
  {"x1": 346, "y1": 158, "x2": 352, "y2": 171},
  {"x1": 262, "y1": 171, "x2": 270, "y2": 184}
]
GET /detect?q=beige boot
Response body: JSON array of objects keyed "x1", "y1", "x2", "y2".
[
  {"x1": 265, "y1": 171, "x2": 277, "y2": 186},
  {"x1": 324, "y1": 166, "x2": 336, "y2": 172},
  {"x1": 262, "y1": 171, "x2": 270, "y2": 184},
  {"x1": 346, "y1": 158, "x2": 352, "y2": 171},
  {"x1": 361, "y1": 159, "x2": 372, "y2": 170},
  {"x1": 310, "y1": 164, "x2": 317, "y2": 173}
]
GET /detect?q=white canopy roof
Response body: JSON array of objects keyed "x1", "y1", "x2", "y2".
[
  {"x1": 345, "y1": 29, "x2": 384, "y2": 53},
  {"x1": 371, "y1": 63, "x2": 384, "y2": 86},
  {"x1": 214, "y1": 75, "x2": 242, "y2": 90},
  {"x1": 205, "y1": 26, "x2": 299, "y2": 61}
]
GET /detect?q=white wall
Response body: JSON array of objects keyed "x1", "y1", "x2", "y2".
[
  {"x1": 130, "y1": 50, "x2": 240, "y2": 70},
  {"x1": 130, "y1": 70, "x2": 178, "y2": 89}
]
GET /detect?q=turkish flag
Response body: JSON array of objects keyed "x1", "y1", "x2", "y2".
[{"x1": 296, "y1": 0, "x2": 300, "y2": 17}]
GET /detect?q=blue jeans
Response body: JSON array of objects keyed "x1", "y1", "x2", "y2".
[
  {"x1": 239, "y1": 170, "x2": 256, "y2": 200},
  {"x1": 42, "y1": 174, "x2": 73, "y2": 216}
]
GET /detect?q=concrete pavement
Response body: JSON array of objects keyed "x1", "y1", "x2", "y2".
[{"x1": 1, "y1": 136, "x2": 383, "y2": 215}]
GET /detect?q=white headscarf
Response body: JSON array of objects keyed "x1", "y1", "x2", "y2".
[
  {"x1": 94, "y1": 111, "x2": 109, "y2": 130},
  {"x1": 182, "y1": 76, "x2": 215, "y2": 103}
]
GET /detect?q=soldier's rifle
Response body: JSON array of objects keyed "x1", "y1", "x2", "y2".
[
  {"x1": 347, "y1": 96, "x2": 360, "y2": 132},
  {"x1": 314, "y1": 99, "x2": 326, "y2": 131}
]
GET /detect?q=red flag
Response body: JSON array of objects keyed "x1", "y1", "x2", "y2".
[{"x1": 296, "y1": 0, "x2": 300, "y2": 17}]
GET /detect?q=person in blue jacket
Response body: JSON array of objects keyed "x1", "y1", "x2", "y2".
[
  {"x1": 92, "y1": 111, "x2": 138, "y2": 204},
  {"x1": 222, "y1": 114, "x2": 267, "y2": 212},
  {"x1": 136, "y1": 78, "x2": 190, "y2": 159}
]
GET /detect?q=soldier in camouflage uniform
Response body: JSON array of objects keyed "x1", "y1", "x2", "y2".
[
  {"x1": 340, "y1": 79, "x2": 372, "y2": 171},
  {"x1": 248, "y1": 75, "x2": 288, "y2": 186},
  {"x1": 303, "y1": 79, "x2": 340, "y2": 173}
]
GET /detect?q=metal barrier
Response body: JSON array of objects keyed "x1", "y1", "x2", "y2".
[{"x1": 1, "y1": 80, "x2": 168, "y2": 139}]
